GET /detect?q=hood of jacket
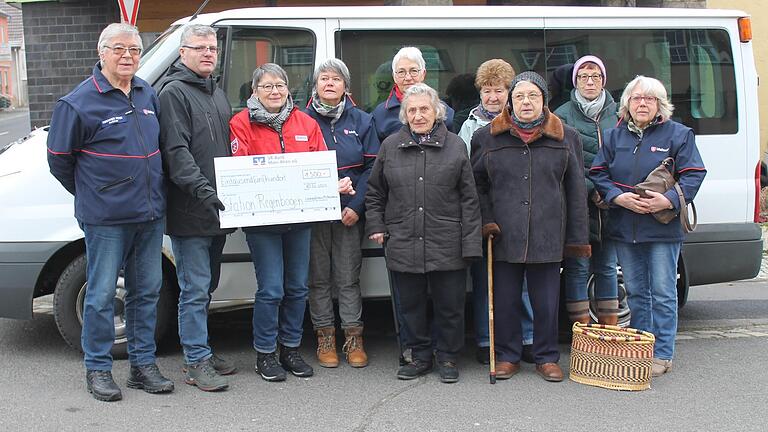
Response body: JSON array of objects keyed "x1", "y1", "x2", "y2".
[
  {"x1": 157, "y1": 61, "x2": 217, "y2": 95},
  {"x1": 490, "y1": 106, "x2": 564, "y2": 142}
]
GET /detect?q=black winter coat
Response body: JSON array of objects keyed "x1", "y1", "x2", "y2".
[
  {"x1": 471, "y1": 107, "x2": 591, "y2": 263},
  {"x1": 157, "y1": 62, "x2": 235, "y2": 237},
  {"x1": 366, "y1": 122, "x2": 482, "y2": 273}
]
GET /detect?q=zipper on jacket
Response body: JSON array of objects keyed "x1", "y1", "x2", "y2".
[
  {"x1": 99, "y1": 176, "x2": 134, "y2": 192},
  {"x1": 594, "y1": 113, "x2": 603, "y2": 148},
  {"x1": 130, "y1": 96, "x2": 155, "y2": 221},
  {"x1": 630, "y1": 134, "x2": 642, "y2": 243},
  {"x1": 330, "y1": 124, "x2": 338, "y2": 145},
  {"x1": 206, "y1": 112, "x2": 216, "y2": 142},
  {"x1": 278, "y1": 130, "x2": 286, "y2": 153}
]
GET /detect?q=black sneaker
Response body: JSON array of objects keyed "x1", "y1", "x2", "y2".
[
  {"x1": 438, "y1": 361, "x2": 459, "y2": 384},
  {"x1": 126, "y1": 364, "x2": 175, "y2": 394},
  {"x1": 184, "y1": 359, "x2": 229, "y2": 392},
  {"x1": 279, "y1": 345, "x2": 314, "y2": 377},
  {"x1": 86, "y1": 370, "x2": 122, "y2": 402},
  {"x1": 475, "y1": 346, "x2": 490, "y2": 365},
  {"x1": 396, "y1": 359, "x2": 433, "y2": 380},
  {"x1": 256, "y1": 352, "x2": 287, "y2": 382}
]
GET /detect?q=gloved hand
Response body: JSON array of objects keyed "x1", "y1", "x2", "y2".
[
  {"x1": 482, "y1": 223, "x2": 501, "y2": 239},
  {"x1": 203, "y1": 194, "x2": 225, "y2": 221}
]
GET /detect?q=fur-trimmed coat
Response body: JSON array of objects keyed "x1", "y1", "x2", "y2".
[{"x1": 471, "y1": 107, "x2": 590, "y2": 264}]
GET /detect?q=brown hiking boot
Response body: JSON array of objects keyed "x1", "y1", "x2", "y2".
[
  {"x1": 342, "y1": 326, "x2": 368, "y2": 368},
  {"x1": 315, "y1": 327, "x2": 339, "y2": 368},
  {"x1": 598, "y1": 314, "x2": 618, "y2": 326},
  {"x1": 597, "y1": 299, "x2": 620, "y2": 326}
]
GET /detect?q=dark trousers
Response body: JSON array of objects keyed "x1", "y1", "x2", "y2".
[
  {"x1": 390, "y1": 269, "x2": 466, "y2": 363},
  {"x1": 494, "y1": 262, "x2": 561, "y2": 364}
]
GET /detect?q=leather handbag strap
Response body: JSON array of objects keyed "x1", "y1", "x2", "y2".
[{"x1": 674, "y1": 183, "x2": 697, "y2": 233}]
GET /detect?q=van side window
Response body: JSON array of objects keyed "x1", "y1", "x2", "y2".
[
  {"x1": 223, "y1": 27, "x2": 316, "y2": 111},
  {"x1": 545, "y1": 28, "x2": 737, "y2": 135},
  {"x1": 337, "y1": 30, "x2": 546, "y2": 114}
]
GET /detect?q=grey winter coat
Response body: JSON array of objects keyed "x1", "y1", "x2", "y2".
[
  {"x1": 365, "y1": 122, "x2": 482, "y2": 273},
  {"x1": 157, "y1": 62, "x2": 235, "y2": 237},
  {"x1": 471, "y1": 107, "x2": 591, "y2": 263}
]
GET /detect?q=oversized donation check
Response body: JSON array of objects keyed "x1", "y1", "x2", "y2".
[{"x1": 214, "y1": 151, "x2": 341, "y2": 228}]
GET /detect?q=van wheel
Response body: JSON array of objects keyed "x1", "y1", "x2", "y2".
[
  {"x1": 52, "y1": 254, "x2": 175, "y2": 359},
  {"x1": 587, "y1": 269, "x2": 631, "y2": 327}
]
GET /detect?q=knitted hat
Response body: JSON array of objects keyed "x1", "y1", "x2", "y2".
[
  {"x1": 508, "y1": 71, "x2": 549, "y2": 106},
  {"x1": 572, "y1": 55, "x2": 607, "y2": 87}
]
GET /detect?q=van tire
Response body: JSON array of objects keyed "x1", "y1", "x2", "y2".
[{"x1": 52, "y1": 254, "x2": 175, "y2": 359}]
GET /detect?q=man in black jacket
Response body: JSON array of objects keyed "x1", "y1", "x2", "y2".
[{"x1": 158, "y1": 24, "x2": 235, "y2": 392}]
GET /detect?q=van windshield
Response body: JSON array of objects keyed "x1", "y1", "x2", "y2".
[{"x1": 140, "y1": 25, "x2": 182, "y2": 68}]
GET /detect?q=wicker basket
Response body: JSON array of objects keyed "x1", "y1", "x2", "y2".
[{"x1": 569, "y1": 322, "x2": 656, "y2": 391}]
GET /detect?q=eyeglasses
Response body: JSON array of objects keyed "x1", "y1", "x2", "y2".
[
  {"x1": 257, "y1": 83, "x2": 288, "y2": 93},
  {"x1": 576, "y1": 73, "x2": 603, "y2": 83},
  {"x1": 629, "y1": 95, "x2": 659, "y2": 104},
  {"x1": 182, "y1": 45, "x2": 219, "y2": 54},
  {"x1": 104, "y1": 45, "x2": 142, "y2": 57},
  {"x1": 511, "y1": 92, "x2": 542, "y2": 102},
  {"x1": 395, "y1": 68, "x2": 422, "y2": 79}
]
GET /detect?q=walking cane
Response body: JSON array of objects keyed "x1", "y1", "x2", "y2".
[{"x1": 487, "y1": 235, "x2": 496, "y2": 384}]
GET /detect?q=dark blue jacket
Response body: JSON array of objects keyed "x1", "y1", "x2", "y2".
[
  {"x1": 47, "y1": 64, "x2": 165, "y2": 225},
  {"x1": 589, "y1": 119, "x2": 706, "y2": 243},
  {"x1": 372, "y1": 88, "x2": 455, "y2": 142},
  {"x1": 305, "y1": 96, "x2": 380, "y2": 216}
]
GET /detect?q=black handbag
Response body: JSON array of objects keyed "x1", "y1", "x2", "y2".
[{"x1": 635, "y1": 157, "x2": 697, "y2": 232}]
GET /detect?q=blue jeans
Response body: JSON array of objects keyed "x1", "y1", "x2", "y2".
[
  {"x1": 471, "y1": 253, "x2": 534, "y2": 347},
  {"x1": 563, "y1": 240, "x2": 618, "y2": 302},
  {"x1": 170, "y1": 234, "x2": 226, "y2": 365},
  {"x1": 246, "y1": 226, "x2": 312, "y2": 353},
  {"x1": 614, "y1": 241, "x2": 681, "y2": 360},
  {"x1": 81, "y1": 218, "x2": 164, "y2": 370}
]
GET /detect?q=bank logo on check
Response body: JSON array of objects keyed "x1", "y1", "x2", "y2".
[{"x1": 252, "y1": 156, "x2": 266, "y2": 166}]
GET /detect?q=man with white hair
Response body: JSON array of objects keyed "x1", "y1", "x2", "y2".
[
  {"x1": 47, "y1": 23, "x2": 173, "y2": 402},
  {"x1": 157, "y1": 24, "x2": 235, "y2": 392}
]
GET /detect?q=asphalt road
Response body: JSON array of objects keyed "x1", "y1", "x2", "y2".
[
  {"x1": 0, "y1": 108, "x2": 31, "y2": 148},
  {"x1": 1, "y1": 278, "x2": 766, "y2": 432}
]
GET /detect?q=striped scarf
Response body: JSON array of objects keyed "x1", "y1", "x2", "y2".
[{"x1": 247, "y1": 94, "x2": 294, "y2": 132}]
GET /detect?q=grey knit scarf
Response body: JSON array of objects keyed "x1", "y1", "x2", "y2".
[
  {"x1": 575, "y1": 89, "x2": 606, "y2": 121},
  {"x1": 247, "y1": 94, "x2": 294, "y2": 132},
  {"x1": 310, "y1": 91, "x2": 345, "y2": 126}
]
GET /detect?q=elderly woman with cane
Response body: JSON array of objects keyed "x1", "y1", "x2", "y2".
[
  {"x1": 366, "y1": 83, "x2": 481, "y2": 383},
  {"x1": 590, "y1": 75, "x2": 706, "y2": 377},
  {"x1": 459, "y1": 59, "x2": 536, "y2": 366},
  {"x1": 472, "y1": 71, "x2": 590, "y2": 382}
]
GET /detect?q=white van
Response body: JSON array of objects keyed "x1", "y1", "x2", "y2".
[{"x1": 0, "y1": 6, "x2": 762, "y2": 354}]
